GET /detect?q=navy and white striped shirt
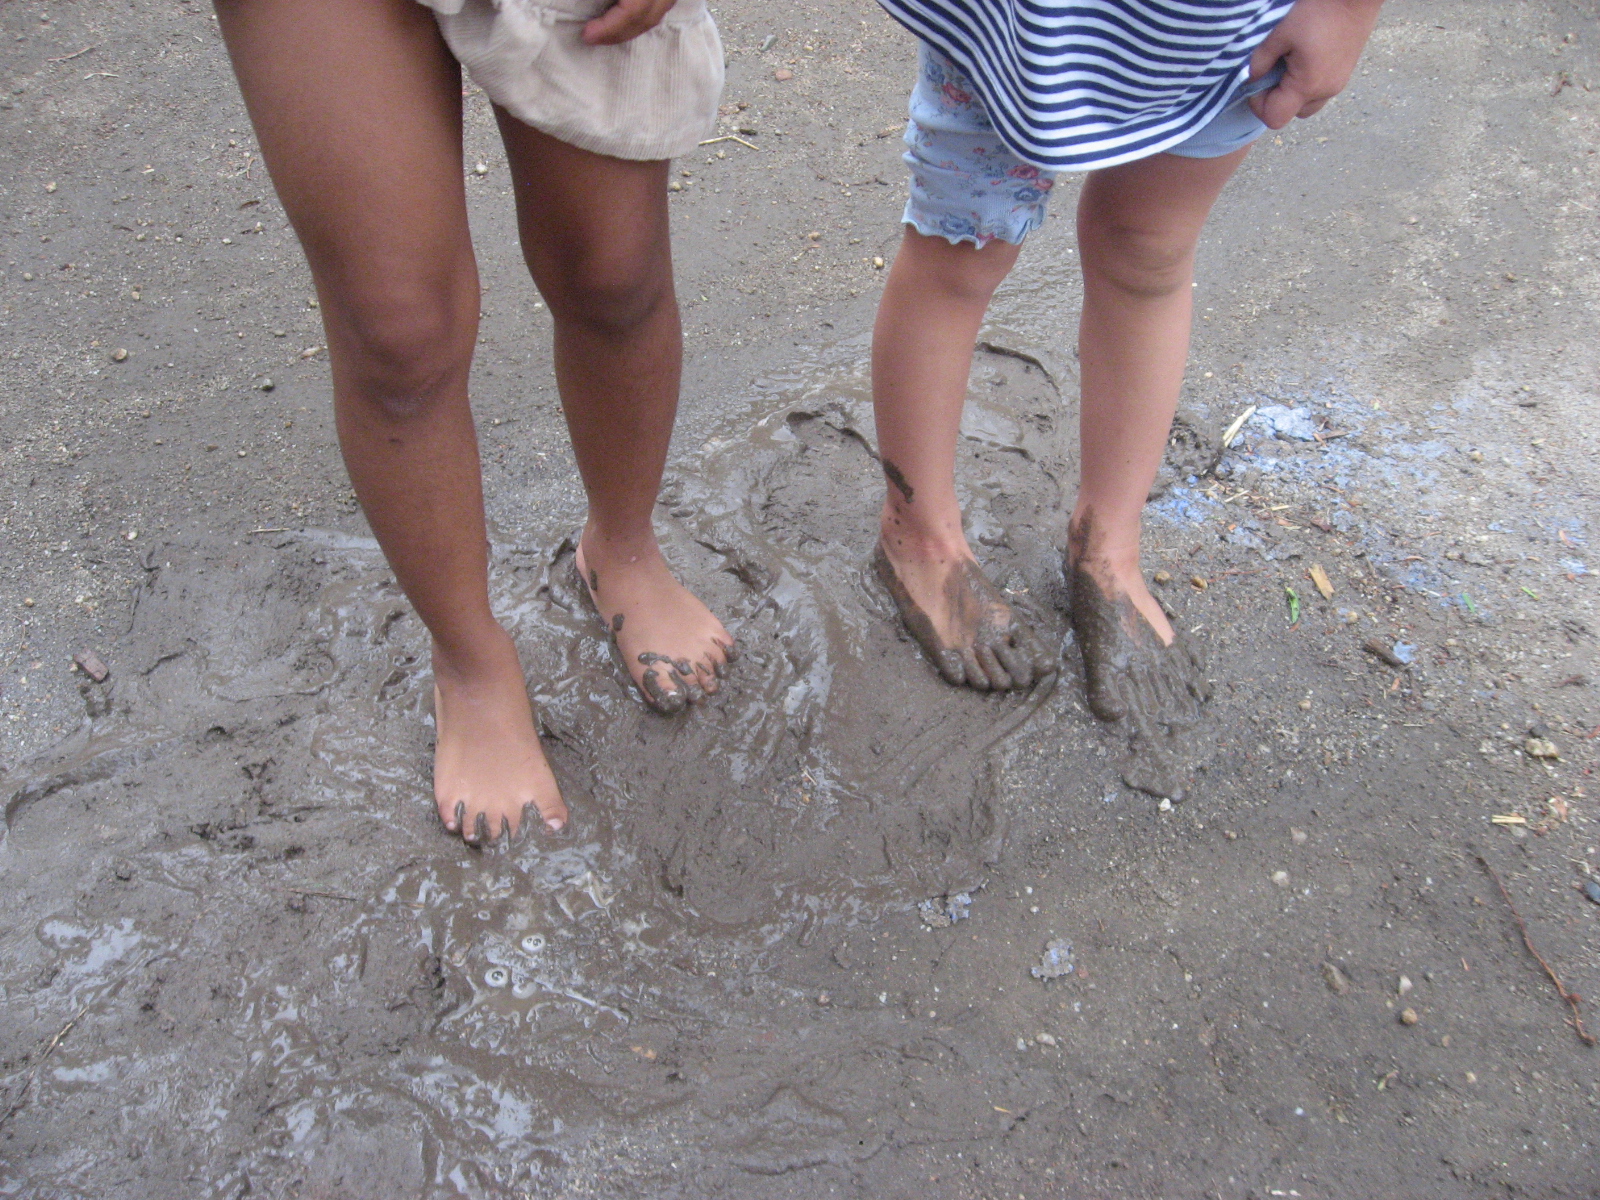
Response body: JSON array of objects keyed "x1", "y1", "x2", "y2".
[{"x1": 878, "y1": 0, "x2": 1295, "y2": 170}]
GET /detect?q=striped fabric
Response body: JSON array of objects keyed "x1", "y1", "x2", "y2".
[{"x1": 877, "y1": 0, "x2": 1295, "y2": 170}]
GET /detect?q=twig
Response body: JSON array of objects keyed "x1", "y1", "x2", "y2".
[
  {"x1": 1476, "y1": 853, "x2": 1596, "y2": 1046},
  {"x1": 0, "y1": 1003, "x2": 90, "y2": 1129},
  {"x1": 698, "y1": 135, "x2": 760, "y2": 151},
  {"x1": 47, "y1": 44, "x2": 97, "y2": 63},
  {"x1": 1220, "y1": 404, "x2": 1257, "y2": 449},
  {"x1": 276, "y1": 886, "x2": 362, "y2": 903}
]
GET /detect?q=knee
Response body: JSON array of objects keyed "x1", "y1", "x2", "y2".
[
  {"x1": 1079, "y1": 215, "x2": 1196, "y2": 300},
  {"x1": 541, "y1": 245, "x2": 671, "y2": 338},
  {"x1": 335, "y1": 289, "x2": 476, "y2": 421}
]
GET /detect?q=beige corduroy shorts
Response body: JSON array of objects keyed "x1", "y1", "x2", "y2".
[{"x1": 418, "y1": 0, "x2": 723, "y2": 161}]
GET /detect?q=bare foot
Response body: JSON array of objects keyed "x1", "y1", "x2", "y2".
[
  {"x1": 432, "y1": 626, "x2": 566, "y2": 844},
  {"x1": 574, "y1": 535, "x2": 735, "y2": 715},
  {"x1": 1066, "y1": 555, "x2": 1209, "y2": 726},
  {"x1": 874, "y1": 531, "x2": 1054, "y2": 692}
]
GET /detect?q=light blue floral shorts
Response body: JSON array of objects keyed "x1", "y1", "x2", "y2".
[{"x1": 904, "y1": 43, "x2": 1285, "y2": 247}]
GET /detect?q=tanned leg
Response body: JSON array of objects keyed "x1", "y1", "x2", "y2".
[
  {"x1": 494, "y1": 114, "x2": 733, "y2": 715},
  {"x1": 1069, "y1": 147, "x2": 1249, "y2": 721},
  {"x1": 869, "y1": 229, "x2": 1053, "y2": 690},
  {"x1": 215, "y1": 0, "x2": 565, "y2": 842}
]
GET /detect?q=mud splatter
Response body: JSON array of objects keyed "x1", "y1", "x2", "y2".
[{"x1": 881, "y1": 457, "x2": 915, "y2": 504}]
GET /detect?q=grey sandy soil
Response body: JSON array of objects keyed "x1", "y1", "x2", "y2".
[{"x1": 3, "y1": 2, "x2": 1599, "y2": 1197}]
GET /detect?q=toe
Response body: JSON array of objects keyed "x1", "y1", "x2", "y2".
[
  {"x1": 446, "y1": 798, "x2": 465, "y2": 834},
  {"x1": 640, "y1": 666, "x2": 688, "y2": 715},
  {"x1": 992, "y1": 634, "x2": 1034, "y2": 690},
  {"x1": 936, "y1": 647, "x2": 968, "y2": 687},
  {"x1": 974, "y1": 641, "x2": 1014, "y2": 691},
  {"x1": 959, "y1": 647, "x2": 993, "y2": 691}
]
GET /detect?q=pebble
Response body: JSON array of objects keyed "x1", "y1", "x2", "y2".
[
  {"x1": 1322, "y1": 962, "x2": 1350, "y2": 993},
  {"x1": 46, "y1": 181, "x2": 56, "y2": 193},
  {"x1": 1036, "y1": 1032, "x2": 1057, "y2": 1046},
  {"x1": 1271, "y1": 870, "x2": 1290, "y2": 888},
  {"x1": 1157, "y1": 798, "x2": 1173, "y2": 812},
  {"x1": 300, "y1": 346, "x2": 320, "y2": 359},
  {"x1": 1152, "y1": 569, "x2": 1172, "y2": 585},
  {"x1": 1399, "y1": 1007, "x2": 1419, "y2": 1026},
  {"x1": 22, "y1": 598, "x2": 35, "y2": 607},
  {"x1": 816, "y1": 991, "x2": 830, "y2": 1006},
  {"x1": 1468, "y1": 449, "x2": 1485, "y2": 462},
  {"x1": 774, "y1": 68, "x2": 793, "y2": 81},
  {"x1": 1297, "y1": 698, "x2": 1312, "y2": 711},
  {"x1": 872, "y1": 256, "x2": 885, "y2": 269},
  {"x1": 1290, "y1": 827, "x2": 1307, "y2": 844},
  {"x1": 111, "y1": 347, "x2": 128, "y2": 362},
  {"x1": 259, "y1": 378, "x2": 274, "y2": 392},
  {"x1": 667, "y1": 181, "x2": 683, "y2": 192},
  {"x1": 1581, "y1": 878, "x2": 1600, "y2": 906},
  {"x1": 473, "y1": 161, "x2": 488, "y2": 175},
  {"x1": 1398, "y1": 974, "x2": 1413, "y2": 996},
  {"x1": 1524, "y1": 736, "x2": 1559, "y2": 760},
  {"x1": 1190, "y1": 575, "x2": 1208, "y2": 590},
  {"x1": 759, "y1": 33, "x2": 777, "y2": 52},
  {"x1": 22, "y1": 271, "x2": 34, "y2": 281}
]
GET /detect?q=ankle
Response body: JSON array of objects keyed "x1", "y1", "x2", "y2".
[
  {"x1": 431, "y1": 622, "x2": 518, "y2": 683},
  {"x1": 880, "y1": 503, "x2": 968, "y2": 558},
  {"x1": 579, "y1": 523, "x2": 663, "y2": 568}
]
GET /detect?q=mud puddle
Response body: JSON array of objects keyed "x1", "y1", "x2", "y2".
[{"x1": 1, "y1": 339, "x2": 1124, "y2": 1197}]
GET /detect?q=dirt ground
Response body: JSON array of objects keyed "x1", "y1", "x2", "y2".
[{"x1": 3, "y1": 1, "x2": 1599, "y2": 1197}]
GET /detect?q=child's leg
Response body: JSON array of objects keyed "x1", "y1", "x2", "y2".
[
  {"x1": 1069, "y1": 146, "x2": 1249, "y2": 719},
  {"x1": 495, "y1": 115, "x2": 734, "y2": 715},
  {"x1": 216, "y1": 0, "x2": 565, "y2": 843},
  {"x1": 871, "y1": 230, "x2": 1051, "y2": 690}
]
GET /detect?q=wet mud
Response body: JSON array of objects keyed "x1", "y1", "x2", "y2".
[
  {"x1": 0, "y1": 343, "x2": 1087, "y2": 1196},
  {"x1": 1067, "y1": 564, "x2": 1212, "y2": 801},
  {"x1": 872, "y1": 544, "x2": 1055, "y2": 692}
]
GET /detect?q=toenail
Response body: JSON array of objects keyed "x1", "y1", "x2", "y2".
[{"x1": 545, "y1": 817, "x2": 564, "y2": 833}]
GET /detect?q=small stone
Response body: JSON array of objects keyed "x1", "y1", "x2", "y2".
[
  {"x1": 816, "y1": 991, "x2": 830, "y2": 1006},
  {"x1": 259, "y1": 378, "x2": 274, "y2": 392},
  {"x1": 1524, "y1": 737, "x2": 1559, "y2": 760},
  {"x1": 473, "y1": 161, "x2": 488, "y2": 175},
  {"x1": 872, "y1": 256, "x2": 885, "y2": 269},
  {"x1": 1152, "y1": 569, "x2": 1172, "y2": 585},
  {"x1": 667, "y1": 180, "x2": 683, "y2": 192},
  {"x1": 1468, "y1": 449, "x2": 1484, "y2": 463},
  {"x1": 1581, "y1": 878, "x2": 1600, "y2": 906},
  {"x1": 1465, "y1": 1071, "x2": 1477, "y2": 1083},
  {"x1": 774, "y1": 68, "x2": 793, "y2": 81},
  {"x1": 22, "y1": 597, "x2": 35, "y2": 607},
  {"x1": 1036, "y1": 1032, "x2": 1057, "y2": 1046},
  {"x1": 111, "y1": 347, "x2": 128, "y2": 362},
  {"x1": 1157, "y1": 798, "x2": 1173, "y2": 812},
  {"x1": 1297, "y1": 698, "x2": 1312, "y2": 711},
  {"x1": 1271, "y1": 870, "x2": 1290, "y2": 888},
  {"x1": 1190, "y1": 575, "x2": 1208, "y2": 590},
  {"x1": 1322, "y1": 962, "x2": 1350, "y2": 993},
  {"x1": 73, "y1": 649, "x2": 110, "y2": 682},
  {"x1": 1290, "y1": 827, "x2": 1307, "y2": 844},
  {"x1": 1398, "y1": 974, "x2": 1413, "y2": 996},
  {"x1": 1030, "y1": 938, "x2": 1075, "y2": 981},
  {"x1": 300, "y1": 346, "x2": 320, "y2": 359},
  {"x1": 237, "y1": 449, "x2": 247, "y2": 458},
  {"x1": 22, "y1": 272, "x2": 33, "y2": 281},
  {"x1": 46, "y1": 180, "x2": 57, "y2": 193},
  {"x1": 1399, "y1": 1007, "x2": 1419, "y2": 1026}
]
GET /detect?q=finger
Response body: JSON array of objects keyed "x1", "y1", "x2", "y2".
[
  {"x1": 1296, "y1": 97, "x2": 1331, "y2": 120},
  {"x1": 1248, "y1": 29, "x2": 1290, "y2": 81},
  {"x1": 582, "y1": 0, "x2": 669, "y2": 46},
  {"x1": 1254, "y1": 76, "x2": 1308, "y2": 130}
]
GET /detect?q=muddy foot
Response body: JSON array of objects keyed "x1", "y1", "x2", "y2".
[
  {"x1": 1067, "y1": 561, "x2": 1210, "y2": 727},
  {"x1": 575, "y1": 538, "x2": 736, "y2": 715},
  {"x1": 874, "y1": 541, "x2": 1055, "y2": 691},
  {"x1": 432, "y1": 629, "x2": 566, "y2": 844}
]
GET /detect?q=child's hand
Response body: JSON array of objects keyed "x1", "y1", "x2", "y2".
[
  {"x1": 1247, "y1": 0, "x2": 1384, "y2": 129},
  {"x1": 582, "y1": 0, "x2": 679, "y2": 46}
]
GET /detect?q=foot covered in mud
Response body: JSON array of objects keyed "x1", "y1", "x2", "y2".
[
  {"x1": 432, "y1": 627, "x2": 567, "y2": 845},
  {"x1": 1067, "y1": 558, "x2": 1209, "y2": 728},
  {"x1": 575, "y1": 538, "x2": 736, "y2": 715},
  {"x1": 874, "y1": 540, "x2": 1055, "y2": 691}
]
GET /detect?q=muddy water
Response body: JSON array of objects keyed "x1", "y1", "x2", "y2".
[{"x1": 0, "y1": 340, "x2": 1116, "y2": 1197}]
